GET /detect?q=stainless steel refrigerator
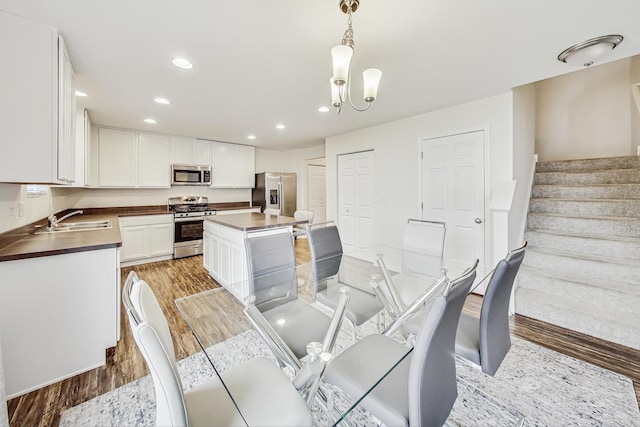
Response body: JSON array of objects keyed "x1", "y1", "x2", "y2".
[{"x1": 252, "y1": 172, "x2": 297, "y2": 217}]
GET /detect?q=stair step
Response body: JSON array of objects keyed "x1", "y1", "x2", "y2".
[
  {"x1": 522, "y1": 246, "x2": 640, "y2": 285},
  {"x1": 514, "y1": 288, "x2": 640, "y2": 350},
  {"x1": 524, "y1": 229, "x2": 640, "y2": 261},
  {"x1": 536, "y1": 155, "x2": 640, "y2": 173},
  {"x1": 517, "y1": 267, "x2": 640, "y2": 315},
  {"x1": 529, "y1": 198, "x2": 640, "y2": 218},
  {"x1": 527, "y1": 212, "x2": 640, "y2": 239},
  {"x1": 534, "y1": 168, "x2": 640, "y2": 185},
  {"x1": 532, "y1": 183, "x2": 640, "y2": 200}
]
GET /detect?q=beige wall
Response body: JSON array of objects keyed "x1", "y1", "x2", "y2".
[
  {"x1": 536, "y1": 58, "x2": 636, "y2": 161},
  {"x1": 326, "y1": 92, "x2": 517, "y2": 265}
]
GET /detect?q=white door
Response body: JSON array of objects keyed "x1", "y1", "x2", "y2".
[
  {"x1": 338, "y1": 151, "x2": 374, "y2": 251},
  {"x1": 307, "y1": 164, "x2": 326, "y2": 224},
  {"x1": 421, "y1": 131, "x2": 485, "y2": 290}
]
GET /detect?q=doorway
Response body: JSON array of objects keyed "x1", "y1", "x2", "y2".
[
  {"x1": 420, "y1": 131, "x2": 486, "y2": 290},
  {"x1": 338, "y1": 150, "x2": 374, "y2": 251}
]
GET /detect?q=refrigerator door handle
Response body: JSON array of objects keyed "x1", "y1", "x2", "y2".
[{"x1": 278, "y1": 181, "x2": 283, "y2": 213}]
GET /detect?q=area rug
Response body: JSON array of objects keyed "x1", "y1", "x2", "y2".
[{"x1": 60, "y1": 325, "x2": 639, "y2": 427}]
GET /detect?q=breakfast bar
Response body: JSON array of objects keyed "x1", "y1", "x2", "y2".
[{"x1": 202, "y1": 212, "x2": 308, "y2": 301}]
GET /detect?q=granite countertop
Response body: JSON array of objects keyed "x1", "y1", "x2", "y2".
[
  {"x1": 0, "y1": 202, "x2": 259, "y2": 262},
  {"x1": 205, "y1": 212, "x2": 307, "y2": 231},
  {"x1": 0, "y1": 213, "x2": 122, "y2": 262}
]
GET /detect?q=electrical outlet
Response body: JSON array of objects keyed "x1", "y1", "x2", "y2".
[
  {"x1": 18, "y1": 202, "x2": 24, "y2": 218},
  {"x1": 8, "y1": 206, "x2": 15, "y2": 217}
]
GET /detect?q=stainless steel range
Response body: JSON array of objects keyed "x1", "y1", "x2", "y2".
[{"x1": 168, "y1": 196, "x2": 216, "y2": 259}]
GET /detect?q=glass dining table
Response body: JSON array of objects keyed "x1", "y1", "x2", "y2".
[{"x1": 175, "y1": 245, "x2": 519, "y2": 426}]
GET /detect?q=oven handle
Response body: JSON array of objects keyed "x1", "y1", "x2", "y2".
[{"x1": 174, "y1": 216, "x2": 206, "y2": 223}]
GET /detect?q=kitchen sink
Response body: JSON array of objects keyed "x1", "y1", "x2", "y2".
[{"x1": 35, "y1": 220, "x2": 112, "y2": 234}]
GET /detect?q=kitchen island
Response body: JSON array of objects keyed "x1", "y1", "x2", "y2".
[{"x1": 202, "y1": 212, "x2": 308, "y2": 301}]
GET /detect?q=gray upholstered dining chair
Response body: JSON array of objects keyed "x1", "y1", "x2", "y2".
[
  {"x1": 455, "y1": 241, "x2": 527, "y2": 376},
  {"x1": 306, "y1": 222, "x2": 384, "y2": 339},
  {"x1": 123, "y1": 271, "x2": 312, "y2": 427},
  {"x1": 323, "y1": 262, "x2": 478, "y2": 427},
  {"x1": 244, "y1": 228, "x2": 343, "y2": 371}
]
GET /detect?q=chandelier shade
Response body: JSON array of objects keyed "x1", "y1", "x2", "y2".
[{"x1": 330, "y1": 0, "x2": 381, "y2": 114}]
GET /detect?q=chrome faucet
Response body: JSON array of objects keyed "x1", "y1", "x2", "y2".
[{"x1": 47, "y1": 210, "x2": 84, "y2": 229}]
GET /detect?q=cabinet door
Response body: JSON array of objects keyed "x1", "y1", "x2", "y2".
[
  {"x1": 0, "y1": 13, "x2": 58, "y2": 183},
  {"x1": 98, "y1": 128, "x2": 137, "y2": 187},
  {"x1": 120, "y1": 226, "x2": 148, "y2": 261},
  {"x1": 203, "y1": 231, "x2": 212, "y2": 271},
  {"x1": 83, "y1": 110, "x2": 92, "y2": 186},
  {"x1": 209, "y1": 233, "x2": 220, "y2": 278},
  {"x1": 192, "y1": 140, "x2": 211, "y2": 166},
  {"x1": 235, "y1": 145, "x2": 256, "y2": 188},
  {"x1": 211, "y1": 142, "x2": 235, "y2": 188},
  {"x1": 219, "y1": 240, "x2": 231, "y2": 286},
  {"x1": 57, "y1": 35, "x2": 76, "y2": 183},
  {"x1": 148, "y1": 223, "x2": 174, "y2": 256},
  {"x1": 229, "y1": 242, "x2": 245, "y2": 298},
  {"x1": 170, "y1": 137, "x2": 192, "y2": 165},
  {"x1": 139, "y1": 133, "x2": 170, "y2": 187}
]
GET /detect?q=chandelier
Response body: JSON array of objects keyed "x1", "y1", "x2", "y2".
[{"x1": 330, "y1": 0, "x2": 382, "y2": 114}]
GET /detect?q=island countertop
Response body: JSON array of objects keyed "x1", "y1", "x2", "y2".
[{"x1": 205, "y1": 212, "x2": 307, "y2": 231}]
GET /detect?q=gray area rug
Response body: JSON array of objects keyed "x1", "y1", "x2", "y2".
[{"x1": 60, "y1": 325, "x2": 640, "y2": 427}]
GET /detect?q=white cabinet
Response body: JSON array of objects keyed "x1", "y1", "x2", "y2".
[
  {"x1": 211, "y1": 141, "x2": 255, "y2": 188},
  {"x1": 235, "y1": 144, "x2": 256, "y2": 187},
  {"x1": 97, "y1": 128, "x2": 171, "y2": 188},
  {"x1": 170, "y1": 137, "x2": 211, "y2": 166},
  {"x1": 0, "y1": 13, "x2": 77, "y2": 184},
  {"x1": 0, "y1": 248, "x2": 119, "y2": 397},
  {"x1": 57, "y1": 36, "x2": 76, "y2": 183},
  {"x1": 139, "y1": 133, "x2": 171, "y2": 187},
  {"x1": 119, "y1": 215, "x2": 174, "y2": 266},
  {"x1": 98, "y1": 128, "x2": 137, "y2": 187}
]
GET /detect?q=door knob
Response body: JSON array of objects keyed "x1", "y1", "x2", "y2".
[{"x1": 475, "y1": 218, "x2": 482, "y2": 224}]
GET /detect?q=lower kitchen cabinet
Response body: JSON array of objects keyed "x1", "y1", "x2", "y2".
[
  {"x1": 0, "y1": 248, "x2": 120, "y2": 398},
  {"x1": 119, "y1": 214, "x2": 174, "y2": 266},
  {"x1": 203, "y1": 221, "x2": 247, "y2": 300}
]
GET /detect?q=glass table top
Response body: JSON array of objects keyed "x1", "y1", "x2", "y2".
[{"x1": 175, "y1": 246, "x2": 513, "y2": 426}]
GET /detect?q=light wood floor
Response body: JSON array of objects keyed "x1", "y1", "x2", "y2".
[{"x1": 7, "y1": 240, "x2": 640, "y2": 426}]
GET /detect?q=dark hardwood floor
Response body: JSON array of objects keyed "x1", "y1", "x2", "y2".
[{"x1": 7, "y1": 240, "x2": 640, "y2": 426}]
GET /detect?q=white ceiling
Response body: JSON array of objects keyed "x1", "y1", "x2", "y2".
[{"x1": 2, "y1": 0, "x2": 640, "y2": 151}]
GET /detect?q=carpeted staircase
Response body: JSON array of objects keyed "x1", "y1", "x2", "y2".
[{"x1": 515, "y1": 155, "x2": 640, "y2": 350}]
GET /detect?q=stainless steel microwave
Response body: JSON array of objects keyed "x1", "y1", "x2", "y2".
[{"x1": 171, "y1": 164, "x2": 212, "y2": 186}]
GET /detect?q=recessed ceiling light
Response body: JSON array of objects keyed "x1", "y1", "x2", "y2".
[
  {"x1": 144, "y1": 118, "x2": 157, "y2": 124},
  {"x1": 276, "y1": 124, "x2": 285, "y2": 130},
  {"x1": 154, "y1": 97, "x2": 170, "y2": 105},
  {"x1": 247, "y1": 135, "x2": 256, "y2": 140},
  {"x1": 172, "y1": 58, "x2": 193, "y2": 69},
  {"x1": 75, "y1": 90, "x2": 87, "y2": 97},
  {"x1": 318, "y1": 106, "x2": 330, "y2": 113}
]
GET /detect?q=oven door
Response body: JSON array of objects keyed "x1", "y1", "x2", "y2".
[{"x1": 174, "y1": 217, "x2": 204, "y2": 258}]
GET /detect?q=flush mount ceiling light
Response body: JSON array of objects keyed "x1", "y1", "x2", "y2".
[
  {"x1": 330, "y1": 0, "x2": 382, "y2": 114},
  {"x1": 75, "y1": 90, "x2": 87, "y2": 97},
  {"x1": 247, "y1": 135, "x2": 256, "y2": 140},
  {"x1": 144, "y1": 118, "x2": 157, "y2": 124},
  {"x1": 154, "y1": 97, "x2": 170, "y2": 105},
  {"x1": 276, "y1": 124, "x2": 285, "y2": 130},
  {"x1": 318, "y1": 106, "x2": 330, "y2": 113},
  {"x1": 172, "y1": 57, "x2": 193, "y2": 69},
  {"x1": 557, "y1": 35, "x2": 623, "y2": 68}
]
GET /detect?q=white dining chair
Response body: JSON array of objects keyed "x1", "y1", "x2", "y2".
[{"x1": 123, "y1": 271, "x2": 312, "y2": 427}]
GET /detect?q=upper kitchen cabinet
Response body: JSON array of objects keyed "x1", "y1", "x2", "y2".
[
  {"x1": 139, "y1": 133, "x2": 170, "y2": 187},
  {"x1": 170, "y1": 137, "x2": 211, "y2": 166},
  {"x1": 98, "y1": 128, "x2": 137, "y2": 187},
  {"x1": 96, "y1": 127, "x2": 171, "y2": 188},
  {"x1": 211, "y1": 141, "x2": 255, "y2": 188},
  {"x1": 0, "y1": 13, "x2": 76, "y2": 184}
]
